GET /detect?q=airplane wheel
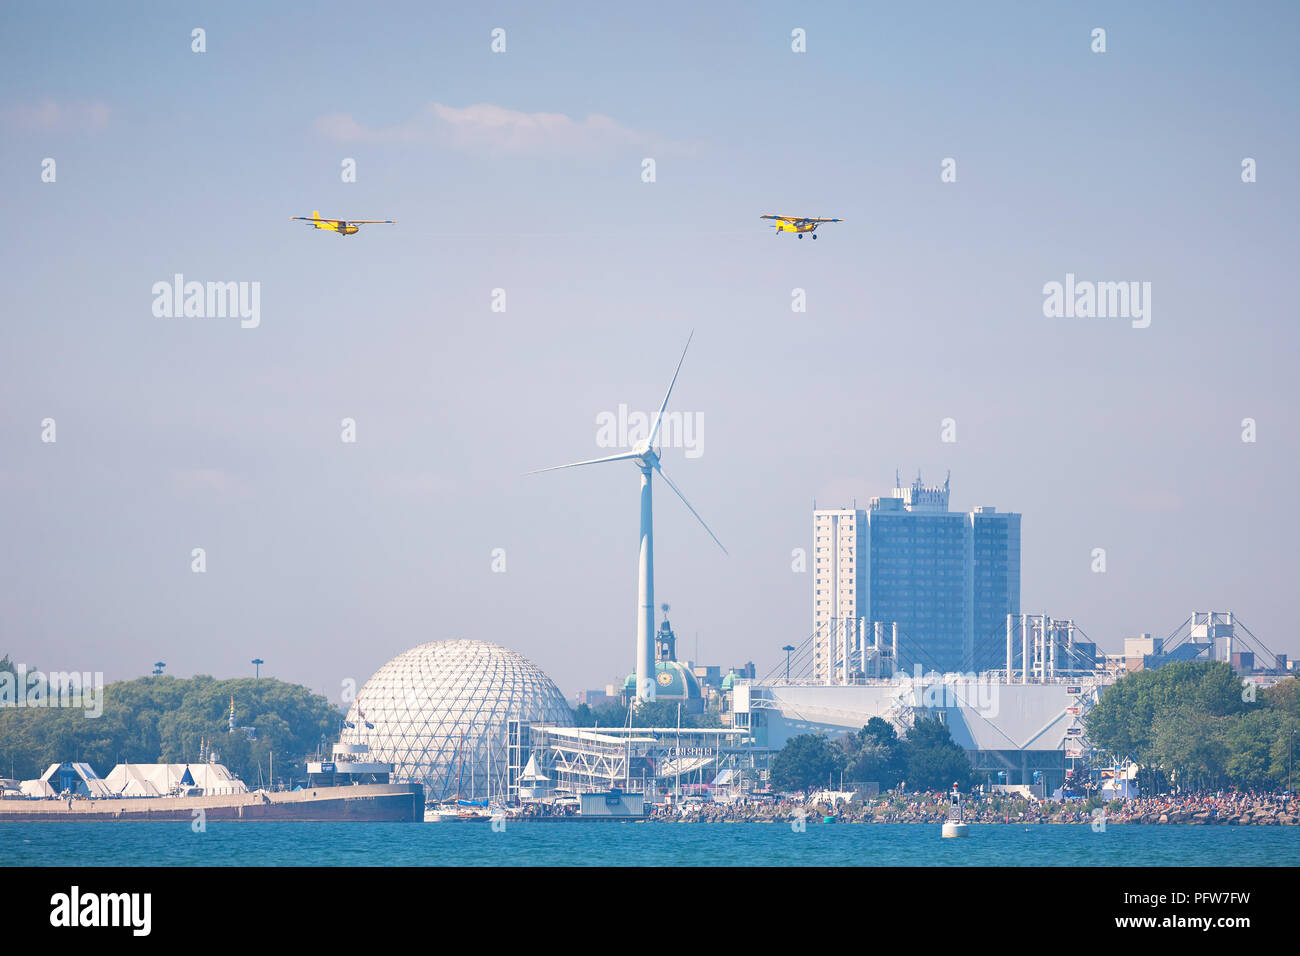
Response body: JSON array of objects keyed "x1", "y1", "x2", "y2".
[
  {"x1": 813, "y1": 233, "x2": 818, "y2": 240},
  {"x1": 798, "y1": 233, "x2": 803, "y2": 239}
]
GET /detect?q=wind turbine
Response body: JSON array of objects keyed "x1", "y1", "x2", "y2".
[{"x1": 528, "y1": 331, "x2": 726, "y2": 706}]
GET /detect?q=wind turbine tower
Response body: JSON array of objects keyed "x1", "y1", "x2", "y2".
[{"x1": 529, "y1": 332, "x2": 726, "y2": 706}]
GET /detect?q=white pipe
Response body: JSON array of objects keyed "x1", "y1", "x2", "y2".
[
  {"x1": 1048, "y1": 616, "x2": 1056, "y2": 680},
  {"x1": 1040, "y1": 614, "x2": 1049, "y2": 682},
  {"x1": 1006, "y1": 614, "x2": 1013, "y2": 685},
  {"x1": 827, "y1": 620, "x2": 833, "y2": 686},
  {"x1": 1021, "y1": 614, "x2": 1028, "y2": 685},
  {"x1": 859, "y1": 618, "x2": 866, "y2": 679},
  {"x1": 891, "y1": 623, "x2": 898, "y2": 678},
  {"x1": 841, "y1": 618, "x2": 849, "y2": 686}
]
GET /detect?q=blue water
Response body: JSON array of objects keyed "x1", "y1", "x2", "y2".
[{"x1": 5, "y1": 821, "x2": 1297, "y2": 866}]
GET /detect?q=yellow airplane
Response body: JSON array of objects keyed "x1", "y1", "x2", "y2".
[
  {"x1": 761, "y1": 214, "x2": 842, "y2": 239},
  {"x1": 291, "y1": 211, "x2": 396, "y2": 236}
]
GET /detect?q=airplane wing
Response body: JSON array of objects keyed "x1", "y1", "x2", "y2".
[
  {"x1": 290, "y1": 216, "x2": 396, "y2": 224},
  {"x1": 804, "y1": 218, "x2": 842, "y2": 223},
  {"x1": 760, "y1": 215, "x2": 800, "y2": 222}
]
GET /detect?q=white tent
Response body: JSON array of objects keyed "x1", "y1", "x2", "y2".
[
  {"x1": 20, "y1": 778, "x2": 57, "y2": 798},
  {"x1": 120, "y1": 777, "x2": 163, "y2": 797},
  {"x1": 519, "y1": 753, "x2": 549, "y2": 782},
  {"x1": 38, "y1": 762, "x2": 114, "y2": 798},
  {"x1": 104, "y1": 762, "x2": 248, "y2": 796}
]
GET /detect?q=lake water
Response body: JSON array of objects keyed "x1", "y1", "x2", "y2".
[{"x1": 6, "y1": 821, "x2": 1298, "y2": 866}]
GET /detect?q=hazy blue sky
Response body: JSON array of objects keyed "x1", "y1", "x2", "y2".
[{"x1": 3, "y1": 2, "x2": 1298, "y2": 703}]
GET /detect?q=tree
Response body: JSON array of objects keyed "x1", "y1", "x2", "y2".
[
  {"x1": 572, "y1": 698, "x2": 719, "y2": 730},
  {"x1": 862, "y1": 716, "x2": 899, "y2": 747},
  {"x1": 770, "y1": 734, "x2": 845, "y2": 792},
  {"x1": 1087, "y1": 662, "x2": 1243, "y2": 770},
  {"x1": 840, "y1": 719, "x2": 904, "y2": 789},
  {"x1": 1223, "y1": 710, "x2": 1280, "y2": 790},
  {"x1": 843, "y1": 737, "x2": 901, "y2": 790},
  {"x1": 899, "y1": 717, "x2": 971, "y2": 791},
  {"x1": 1262, "y1": 678, "x2": 1300, "y2": 718},
  {"x1": 0, "y1": 669, "x2": 338, "y2": 785},
  {"x1": 1085, "y1": 662, "x2": 1300, "y2": 794}
]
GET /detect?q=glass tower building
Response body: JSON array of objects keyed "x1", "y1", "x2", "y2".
[{"x1": 812, "y1": 475, "x2": 1020, "y2": 678}]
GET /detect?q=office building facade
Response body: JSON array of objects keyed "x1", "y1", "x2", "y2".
[{"x1": 812, "y1": 475, "x2": 1020, "y2": 678}]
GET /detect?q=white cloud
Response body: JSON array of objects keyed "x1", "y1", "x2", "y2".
[
  {"x1": 2, "y1": 98, "x2": 111, "y2": 132},
  {"x1": 313, "y1": 102, "x2": 694, "y2": 157}
]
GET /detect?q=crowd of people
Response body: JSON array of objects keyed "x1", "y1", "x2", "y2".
[
  {"x1": 639, "y1": 788, "x2": 1299, "y2": 825},
  {"x1": 1100, "y1": 790, "x2": 1296, "y2": 826}
]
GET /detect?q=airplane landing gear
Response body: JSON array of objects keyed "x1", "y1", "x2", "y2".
[
  {"x1": 797, "y1": 233, "x2": 803, "y2": 239},
  {"x1": 812, "y1": 233, "x2": 818, "y2": 239}
]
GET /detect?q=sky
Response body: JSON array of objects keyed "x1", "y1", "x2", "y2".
[{"x1": 2, "y1": 1, "x2": 1298, "y2": 705}]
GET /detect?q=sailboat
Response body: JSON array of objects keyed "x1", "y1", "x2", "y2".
[
  {"x1": 425, "y1": 727, "x2": 492, "y2": 822},
  {"x1": 455, "y1": 730, "x2": 493, "y2": 821}
]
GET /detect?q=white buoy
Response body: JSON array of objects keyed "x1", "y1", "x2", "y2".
[{"x1": 942, "y1": 784, "x2": 969, "y2": 838}]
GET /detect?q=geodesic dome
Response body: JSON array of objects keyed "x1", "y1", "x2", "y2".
[{"x1": 344, "y1": 640, "x2": 572, "y2": 802}]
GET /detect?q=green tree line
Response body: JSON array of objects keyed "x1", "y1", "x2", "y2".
[
  {"x1": 571, "y1": 699, "x2": 723, "y2": 729},
  {"x1": 1085, "y1": 663, "x2": 1300, "y2": 793},
  {"x1": 0, "y1": 656, "x2": 341, "y2": 788},
  {"x1": 769, "y1": 716, "x2": 972, "y2": 792}
]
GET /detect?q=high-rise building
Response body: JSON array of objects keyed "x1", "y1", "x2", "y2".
[{"x1": 812, "y1": 474, "x2": 1020, "y2": 678}]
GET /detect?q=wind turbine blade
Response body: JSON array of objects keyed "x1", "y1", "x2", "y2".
[
  {"x1": 654, "y1": 462, "x2": 727, "y2": 555},
  {"x1": 647, "y1": 331, "x2": 694, "y2": 449},
  {"x1": 524, "y1": 450, "x2": 641, "y2": 476}
]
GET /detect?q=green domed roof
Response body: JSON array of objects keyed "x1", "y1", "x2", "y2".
[
  {"x1": 623, "y1": 661, "x2": 702, "y2": 699},
  {"x1": 721, "y1": 669, "x2": 738, "y2": 690}
]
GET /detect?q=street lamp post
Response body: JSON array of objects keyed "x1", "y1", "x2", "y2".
[
  {"x1": 781, "y1": 645, "x2": 795, "y2": 682},
  {"x1": 252, "y1": 658, "x2": 264, "y2": 679}
]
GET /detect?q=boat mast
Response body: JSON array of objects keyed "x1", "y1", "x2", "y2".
[{"x1": 457, "y1": 727, "x2": 465, "y2": 802}]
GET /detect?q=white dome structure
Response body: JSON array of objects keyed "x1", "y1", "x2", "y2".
[{"x1": 344, "y1": 640, "x2": 572, "y2": 802}]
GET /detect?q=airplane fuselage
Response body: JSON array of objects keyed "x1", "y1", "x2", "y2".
[{"x1": 312, "y1": 220, "x2": 360, "y2": 235}]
